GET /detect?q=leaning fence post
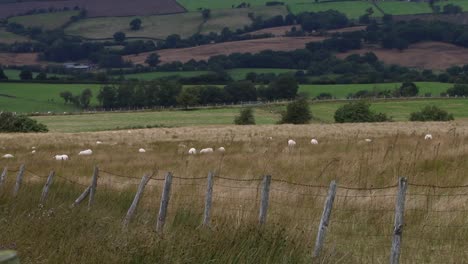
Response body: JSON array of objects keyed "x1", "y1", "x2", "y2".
[
  {"x1": 71, "y1": 186, "x2": 91, "y2": 208},
  {"x1": 12, "y1": 165, "x2": 25, "y2": 197},
  {"x1": 313, "y1": 180, "x2": 337, "y2": 258},
  {"x1": 202, "y1": 172, "x2": 215, "y2": 227},
  {"x1": 88, "y1": 166, "x2": 99, "y2": 210},
  {"x1": 258, "y1": 175, "x2": 272, "y2": 225},
  {"x1": 390, "y1": 177, "x2": 408, "y2": 264},
  {"x1": 0, "y1": 167, "x2": 7, "y2": 187},
  {"x1": 40, "y1": 171, "x2": 55, "y2": 204},
  {"x1": 123, "y1": 174, "x2": 152, "y2": 229},
  {"x1": 156, "y1": 172, "x2": 173, "y2": 234}
]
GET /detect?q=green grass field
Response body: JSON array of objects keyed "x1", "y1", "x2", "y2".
[
  {"x1": 0, "y1": 82, "x2": 100, "y2": 113},
  {"x1": 299, "y1": 82, "x2": 453, "y2": 99},
  {"x1": 3, "y1": 69, "x2": 68, "y2": 81},
  {"x1": 0, "y1": 28, "x2": 30, "y2": 44},
  {"x1": 32, "y1": 98, "x2": 468, "y2": 132},
  {"x1": 8, "y1": 11, "x2": 79, "y2": 30},
  {"x1": 228, "y1": 68, "x2": 297, "y2": 80},
  {"x1": 376, "y1": 1, "x2": 432, "y2": 15},
  {"x1": 65, "y1": 6, "x2": 286, "y2": 40}
]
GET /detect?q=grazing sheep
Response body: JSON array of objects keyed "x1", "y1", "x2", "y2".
[
  {"x1": 54, "y1": 155, "x2": 69, "y2": 161},
  {"x1": 2, "y1": 154, "x2": 14, "y2": 159},
  {"x1": 139, "y1": 148, "x2": 146, "y2": 153},
  {"x1": 311, "y1": 139, "x2": 319, "y2": 145},
  {"x1": 31, "y1": 150, "x2": 36, "y2": 154},
  {"x1": 365, "y1": 139, "x2": 372, "y2": 143},
  {"x1": 288, "y1": 139, "x2": 296, "y2": 147},
  {"x1": 31, "y1": 146, "x2": 36, "y2": 150},
  {"x1": 200, "y1": 148, "x2": 214, "y2": 154},
  {"x1": 425, "y1": 134, "x2": 433, "y2": 140},
  {"x1": 96, "y1": 141, "x2": 102, "y2": 145},
  {"x1": 267, "y1": 137, "x2": 273, "y2": 140},
  {"x1": 218, "y1": 147, "x2": 226, "y2": 152},
  {"x1": 78, "y1": 149, "x2": 93, "y2": 156},
  {"x1": 188, "y1": 148, "x2": 197, "y2": 155}
]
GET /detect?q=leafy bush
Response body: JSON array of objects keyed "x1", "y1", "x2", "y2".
[
  {"x1": 234, "y1": 108, "x2": 255, "y2": 125},
  {"x1": 447, "y1": 84, "x2": 468, "y2": 97},
  {"x1": 395, "y1": 82, "x2": 419, "y2": 97},
  {"x1": 0, "y1": 112, "x2": 48, "y2": 133},
  {"x1": 334, "y1": 101, "x2": 391, "y2": 123},
  {"x1": 280, "y1": 98, "x2": 312, "y2": 124},
  {"x1": 409, "y1": 105, "x2": 454, "y2": 122}
]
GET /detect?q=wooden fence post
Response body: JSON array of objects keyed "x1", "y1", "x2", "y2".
[
  {"x1": 313, "y1": 180, "x2": 337, "y2": 258},
  {"x1": 0, "y1": 167, "x2": 7, "y2": 187},
  {"x1": 12, "y1": 165, "x2": 25, "y2": 197},
  {"x1": 123, "y1": 174, "x2": 151, "y2": 228},
  {"x1": 88, "y1": 166, "x2": 99, "y2": 210},
  {"x1": 39, "y1": 171, "x2": 55, "y2": 204},
  {"x1": 202, "y1": 172, "x2": 215, "y2": 227},
  {"x1": 156, "y1": 172, "x2": 173, "y2": 234},
  {"x1": 258, "y1": 175, "x2": 272, "y2": 225},
  {"x1": 390, "y1": 177, "x2": 408, "y2": 264},
  {"x1": 71, "y1": 186, "x2": 91, "y2": 208}
]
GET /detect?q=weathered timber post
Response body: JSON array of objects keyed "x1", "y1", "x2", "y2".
[
  {"x1": 0, "y1": 167, "x2": 7, "y2": 187},
  {"x1": 202, "y1": 172, "x2": 215, "y2": 227},
  {"x1": 156, "y1": 172, "x2": 173, "y2": 234},
  {"x1": 71, "y1": 186, "x2": 91, "y2": 208},
  {"x1": 123, "y1": 174, "x2": 151, "y2": 228},
  {"x1": 258, "y1": 175, "x2": 272, "y2": 225},
  {"x1": 313, "y1": 180, "x2": 337, "y2": 258},
  {"x1": 88, "y1": 166, "x2": 99, "y2": 210},
  {"x1": 390, "y1": 177, "x2": 408, "y2": 264},
  {"x1": 12, "y1": 165, "x2": 25, "y2": 197},
  {"x1": 39, "y1": 171, "x2": 55, "y2": 204}
]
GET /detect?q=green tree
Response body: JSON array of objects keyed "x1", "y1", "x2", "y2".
[
  {"x1": 280, "y1": 98, "x2": 312, "y2": 124},
  {"x1": 130, "y1": 18, "x2": 142, "y2": 30},
  {"x1": 0, "y1": 112, "x2": 48, "y2": 133},
  {"x1": 268, "y1": 74, "x2": 299, "y2": 100},
  {"x1": 79, "y1": 88, "x2": 93, "y2": 108},
  {"x1": 0, "y1": 68, "x2": 8, "y2": 80},
  {"x1": 19, "y1": 70, "x2": 33, "y2": 80},
  {"x1": 98, "y1": 86, "x2": 117, "y2": 108},
  {"x1": 234, "y1": 108, "x2": 255, "y2": 125},
  {"x1": 410, "y1": 105, "x2": 454, "y2": 122},
  {"x1": 334, "y1": 101, "x2": 390, "y2": 123},
  {"x1": 397, "y1": 82, "x2": 419, "y2": 97},
  {"x1": 202, "y1": 9, "x2": 211, "y2": 21},
  {"x1": 145, "y1": 53, "x2": 160, "y2": 67},
  {"x1": 113, "y1": 31, "x2": 126, "y2": 42},
  {"x1": 35, "y1": 72, "x2": 47, "y2": 80},
  {"x1": 177, "y1": 88, "x2": 200, "y2": 109}
]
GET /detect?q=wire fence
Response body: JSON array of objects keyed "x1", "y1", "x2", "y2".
[{"x1": 2, "y1": 165, "x2": 468, "y2": 263}]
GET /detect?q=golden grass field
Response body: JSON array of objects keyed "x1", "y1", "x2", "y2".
[{"x1": 1, "y1": 121, "x2": 468, "y2": 263}]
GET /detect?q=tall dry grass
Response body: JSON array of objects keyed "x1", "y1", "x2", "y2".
[{"x1": 1, "y1": 122, "x2": 468, "y2": 263}]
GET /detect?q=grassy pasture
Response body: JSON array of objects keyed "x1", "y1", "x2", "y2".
[
  {"x1": 30, "y1": 98, "x2": 468, "y2": 132},
  {"x1": 65, "y1": 6, "x2": 286, "y2": 40},
  {"x1": 376, "y1": 1, "x2": 432, "y2": 15},
  {"x1": 1, "y1": 122, "x2": 468, "y2": 263},
  {"x1": 299, "y1": 82, "x2": 453, "y2": 98},
  {"x1": 8, "y1": 11, "x2": 79, "y2": 30},
  {"x1": 0, "y1": 28, "x2": 30, "y2": 44},
  {"x1": 0, "y1": 82, "x2": 100, "y2": 113}
]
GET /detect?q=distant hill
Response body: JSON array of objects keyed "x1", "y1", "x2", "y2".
[{"x1": 0, "y1": 0, "x2": 186, "y2": 18}]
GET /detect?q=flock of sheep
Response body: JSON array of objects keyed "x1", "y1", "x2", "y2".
[{"x1": 1, "y1": 134, "x2": 434, "y2": 160}]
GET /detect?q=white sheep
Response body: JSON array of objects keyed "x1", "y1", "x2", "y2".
[
  {"x1": 78, "y1": 149, "x2": 93, "y2": 156},
  {"x1": 31, "y1": 150, "x2": 36, "y2": 154},
  {"x1": 54, "y1": 155, "x2": 69, "y2": 161},
  {"x1": 2, "y1": 154, "x2": 14, "y2": 159},
  {"x1": 288, "y1": 139, "x2": 296, "y2": 147},
  {"x1": 425, "y1": 134, "x2": 433, "y2": 140},
  {"x1": 218, "y1": 147, "x2": 226, "y2": 152},
  {"x1": 267, "y1": 137, "x2": 273, "y2": 140},
  {"x1": 365, "y1": 139, "x2": 373, "y2": 143},
  {"x1": 139, "y1": 148, "x2": 146, "y2": 153},
  {"x1": 311, "y1": 139, "x2": 318, "y2": 145},
  {"x1": 96, "y1": 141, "x2": 103, "y2": 145},
  {"x1": 31, "y1": 146, "x2": 36, "y2": 150},
  {"x1": 200, "y1": 148, "x2": 214, "y2": 154},
  {"x1": 188, "y1": 148, "x2": 197, "y2": 155}
]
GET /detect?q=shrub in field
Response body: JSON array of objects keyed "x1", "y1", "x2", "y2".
[
  {"x1": 0, "y1": 112, "x2": 48, "y2": 133},
  {"x1": 280, "y1": 98, "x2": 312, "y2": 124},
  {"x1": 19, "y1": 69, "x2": 33, "y2": 80},
  {"x1": 234, "y1": 108, "x2": 255, "y2": 125},
  {"x1": 409, "y1": 105, "x2": 454, "y2": 122},
  {"x1": 0, "y1": 68, "x2": 8, "y2": 80},
  {"x1": 334, "y1": 101, "x2": 391, "y2": 123},
  {"x1": 130, "y1": 18, "x2": 142, "y2": 30},
  {"x1": 113, "y1": 31, "x2": 126, "y2": 42},
  {"x1": 446, "y1": 84, "x2": 468, "y2": 97},
  {"x1": 395, "y1": 82, "x2": 419, "y2": 97}
]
